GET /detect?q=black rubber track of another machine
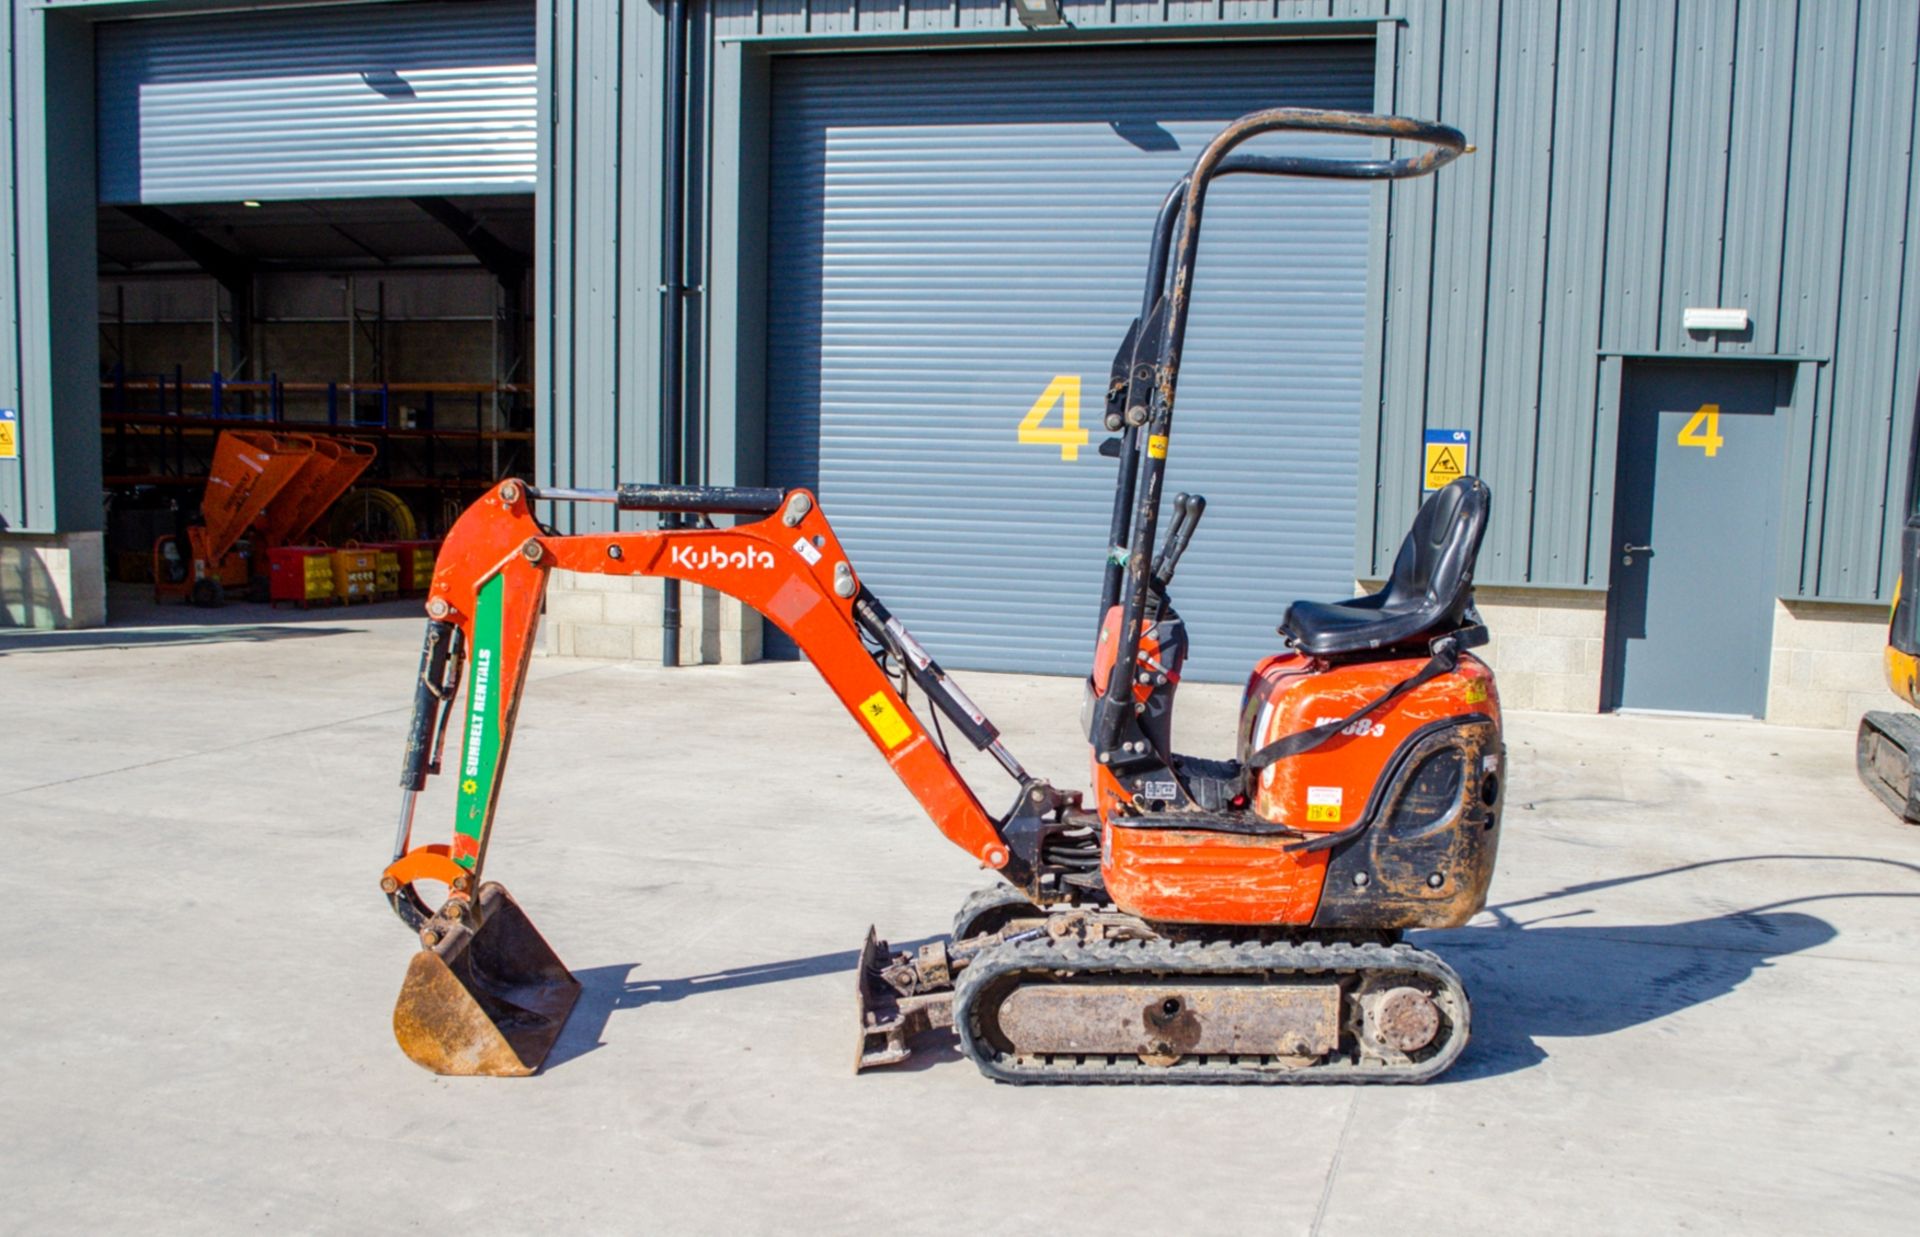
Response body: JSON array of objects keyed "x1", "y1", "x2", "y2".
[{"x1": 952, "y1": 936, "x2": 1470, "y2": 1085}]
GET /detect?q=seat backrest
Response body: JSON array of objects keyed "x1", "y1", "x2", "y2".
[{"x1": 1379, "y1": 476, "x2": 1489, "y2": 629}]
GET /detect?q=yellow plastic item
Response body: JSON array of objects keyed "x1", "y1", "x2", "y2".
[{"x1": 330, "y1": 548, "x2": 380, "y2": 602}]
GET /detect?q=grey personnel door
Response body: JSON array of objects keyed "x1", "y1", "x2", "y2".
[
  {"x1": 1602, "y1": 361, "x2": 1792, "y2": 716},
  {"x1": 763, "y1": 42, "x2": 1375, "y2": 680}
]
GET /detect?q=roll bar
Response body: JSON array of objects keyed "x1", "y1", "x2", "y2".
[{"x1": 1092, "y1": 109, "x2": 1470, "y2": 757}]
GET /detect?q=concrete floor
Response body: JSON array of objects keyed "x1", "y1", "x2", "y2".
[{"x1": 4, "y1": 586, "x2": 1919, "y2": 1234}]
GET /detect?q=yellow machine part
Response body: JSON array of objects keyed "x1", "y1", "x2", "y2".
[
  {"x1": 1886, "y1": 578, "x2": 1920, "y2": 708},
  {"x1": 1888, "y1": 645, "x2": 1920, "y2": 709}
]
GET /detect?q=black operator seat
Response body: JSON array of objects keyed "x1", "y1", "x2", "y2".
[{"x1": 1279, "y1": 476, "x2": 1491, "y2": 659}]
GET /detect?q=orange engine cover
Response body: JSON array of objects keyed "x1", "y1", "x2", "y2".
[
  {"x1": 1100, "y1": 648, "x2": 1501, "y2": 927},
  {"x1": 1241, "y1": 650, "x2": 1498, "y2": 833}
]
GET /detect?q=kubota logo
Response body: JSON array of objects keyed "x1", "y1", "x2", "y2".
[{"x1": 670, "y1": 545, "x2": 775, "y2": 571}]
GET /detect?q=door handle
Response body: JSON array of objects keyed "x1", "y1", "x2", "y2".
[{"x1": 1622, "y1": 542, "x2": 1653, "y2": 566}]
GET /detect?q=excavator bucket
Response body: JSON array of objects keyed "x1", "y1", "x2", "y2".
[{"x1": 392, "y1": 883, "x2": 581, "y2": 1076}]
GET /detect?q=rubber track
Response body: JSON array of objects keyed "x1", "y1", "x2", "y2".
[
  {"x1": 952, "y1": 936, "x2": 1470, "y2": 1085},
  {"x1": 950, "y1": 885, "x2": 1043, "y2": 942}
]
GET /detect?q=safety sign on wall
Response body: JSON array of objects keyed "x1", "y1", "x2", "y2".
[
  {"x1": 0, "y1": 409, "x2": 17, "y2": 460},
  {"x1": 1423, "y1": 428, "x2": 1470, "y2": 491}
]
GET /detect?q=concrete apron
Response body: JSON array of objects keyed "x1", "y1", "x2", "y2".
[{"x1": 2, "y1": 592, "x2": 1918, "y2": 1234}]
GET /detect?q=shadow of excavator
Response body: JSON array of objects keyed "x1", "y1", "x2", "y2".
[{"x1": 542, "y1": 854, "x2": 1919, "y2": 1078}]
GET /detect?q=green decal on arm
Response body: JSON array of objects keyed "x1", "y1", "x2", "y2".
[{"x1": 452, "y1": 575, "x2": 505, "y2": 869}]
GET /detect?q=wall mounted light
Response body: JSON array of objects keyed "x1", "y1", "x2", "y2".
[
  {"x1": 1682, "y1": 306, "x2": 1750, "y2": 332},
  {"x1": 1012, "y1": 0, "x2": 1065, "y2": 29}
]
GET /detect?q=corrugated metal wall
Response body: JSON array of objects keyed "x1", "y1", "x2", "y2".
[
  {"x1": 532, "y1": 0, "x2": 1920, "y2": 608},
  {"x1": 95, "y1": 0, "x2": 537, "y2": 205},
  {"x1": 0, "y1": 13, "x2": 21, "y2": 531},
  {"x1": 1366, "y1": 0, "x2": 1920, "y2": 603},
  {"x1": 10, "y1": 0, "x2": 1920, "y2": 613},
  {"x1": 3, "y1": 5, "x2": 97, "y2": 536}
]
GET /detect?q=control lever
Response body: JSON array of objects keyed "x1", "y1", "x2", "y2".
[{"x1": 1153, "y1": 493, "x2": 1206, "y2": 586}]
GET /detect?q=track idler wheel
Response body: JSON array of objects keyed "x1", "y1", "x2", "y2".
[{"x1": 392, "y1": 882, "x2": 581, "y2": 1076}]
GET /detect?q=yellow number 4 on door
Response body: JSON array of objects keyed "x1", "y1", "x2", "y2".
[{"x1": 1677, "y1": 404, "x2": 1724, "y2": 457}]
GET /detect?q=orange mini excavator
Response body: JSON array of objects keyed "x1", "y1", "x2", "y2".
[{"x1": 381, "y1": 109, "x2": 1504, "y2": 1084}]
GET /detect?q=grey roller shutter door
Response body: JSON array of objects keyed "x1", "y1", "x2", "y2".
[
  {"x1": 766, "y1": 43, "x2": 1374, "y2": 682},
  {"x1": 97, "y1": 0, "x2": 536, "y2": 205}
]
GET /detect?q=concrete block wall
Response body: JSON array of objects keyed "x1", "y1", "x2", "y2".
[
  {"x1": 1, "y1": 532, "x2": 106, "y2": 629},
  {"x1": 1354, "y1": 582, "x2": 1608, "y2": 714},
  {"x1": 540, "y1": 570, "x2": 761, "y2": 665},
  {"x1": 1471, "y1": 586, "x2": 1608, "y2": 713},
  {"x1": 1765, "y1": 600, "x2": 1904, "y2": 729},
  {"x1": 538, "y1": 572, "x2": 1896, "y2": 730}
]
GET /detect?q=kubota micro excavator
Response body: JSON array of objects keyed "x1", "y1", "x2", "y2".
[{"x1": 380, "y1": 108, "x2": 1505, "y2": 1084}]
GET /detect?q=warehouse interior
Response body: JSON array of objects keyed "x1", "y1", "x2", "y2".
[{"x1": 95, "y1": 195, "x2": 534, "y2": 586}]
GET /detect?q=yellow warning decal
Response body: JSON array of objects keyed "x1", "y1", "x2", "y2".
[
  {"x1": 1147, "y1": 434, "x2": 1169, "y2": 460},
  {"x1": 1423, "y1": 442, "x2": 1464, "y2": 489},
  {"x1": 858, "y1": 691, "x2": 914, "y2": 750},
  {"x1": 1464, "y1": 680, "x2": 1489, "y2": 704},
  {"x1": 1306, "y1": 785, "x2": 1344, "y2": 824}
]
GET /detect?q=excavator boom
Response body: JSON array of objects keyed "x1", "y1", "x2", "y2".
[{"x1": 382, "y1": 479, "x2": 1081, "y2": 1075}]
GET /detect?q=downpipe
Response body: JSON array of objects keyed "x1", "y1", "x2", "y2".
[{"x1": 659, "y1": 0, "x2": 691, "y2": 666}]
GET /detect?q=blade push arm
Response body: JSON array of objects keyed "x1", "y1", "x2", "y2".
[{"x1": 383, "y1": 480, "x2": 1071, "y2": 927}]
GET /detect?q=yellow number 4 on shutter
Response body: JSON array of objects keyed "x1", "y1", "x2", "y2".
[{"x1": 1017, "y1": 375, "x2": 1090, "y2": 462}]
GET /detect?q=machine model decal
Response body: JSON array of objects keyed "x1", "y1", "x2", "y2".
[
  {"x1": 452, "y1": 575, "x2": 504, "y2": 868},
  {"x1": 1314, "y1": 715, "x2": 1388, "y2": 739}
]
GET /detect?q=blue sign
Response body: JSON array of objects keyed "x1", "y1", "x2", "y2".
[{"x1": 1423, "y1": 428, "x2": 1470, "y2": 491}]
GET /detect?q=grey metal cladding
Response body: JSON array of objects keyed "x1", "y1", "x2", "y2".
[
  {"x1": 763, "y1": 42, "x2": 1374, "y2": 682},
  {"x1": 1366, "y1": 0, "x2": 1920, "y2": 605},
  {"x1": 0, "y1": 11, "x2": 21, "y2": 530},
  {"x1": 95, "y1": 0, "x2": 537, "y2": 205},
  {"x1": 525, "y1": 0, "x2": 1920, "y2": 616}
]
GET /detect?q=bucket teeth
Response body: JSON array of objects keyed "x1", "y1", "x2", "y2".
[{"x1": 393, "y1": 883, "x2": 581, "y2": 1076}]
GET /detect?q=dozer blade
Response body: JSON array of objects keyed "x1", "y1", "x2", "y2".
[
  {"x1": 393, "y1": 883, "x2": 581, "y2": 1076},
  {"x1": 854, "y1": 926, "x2": 954, "y2": 1073}
]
